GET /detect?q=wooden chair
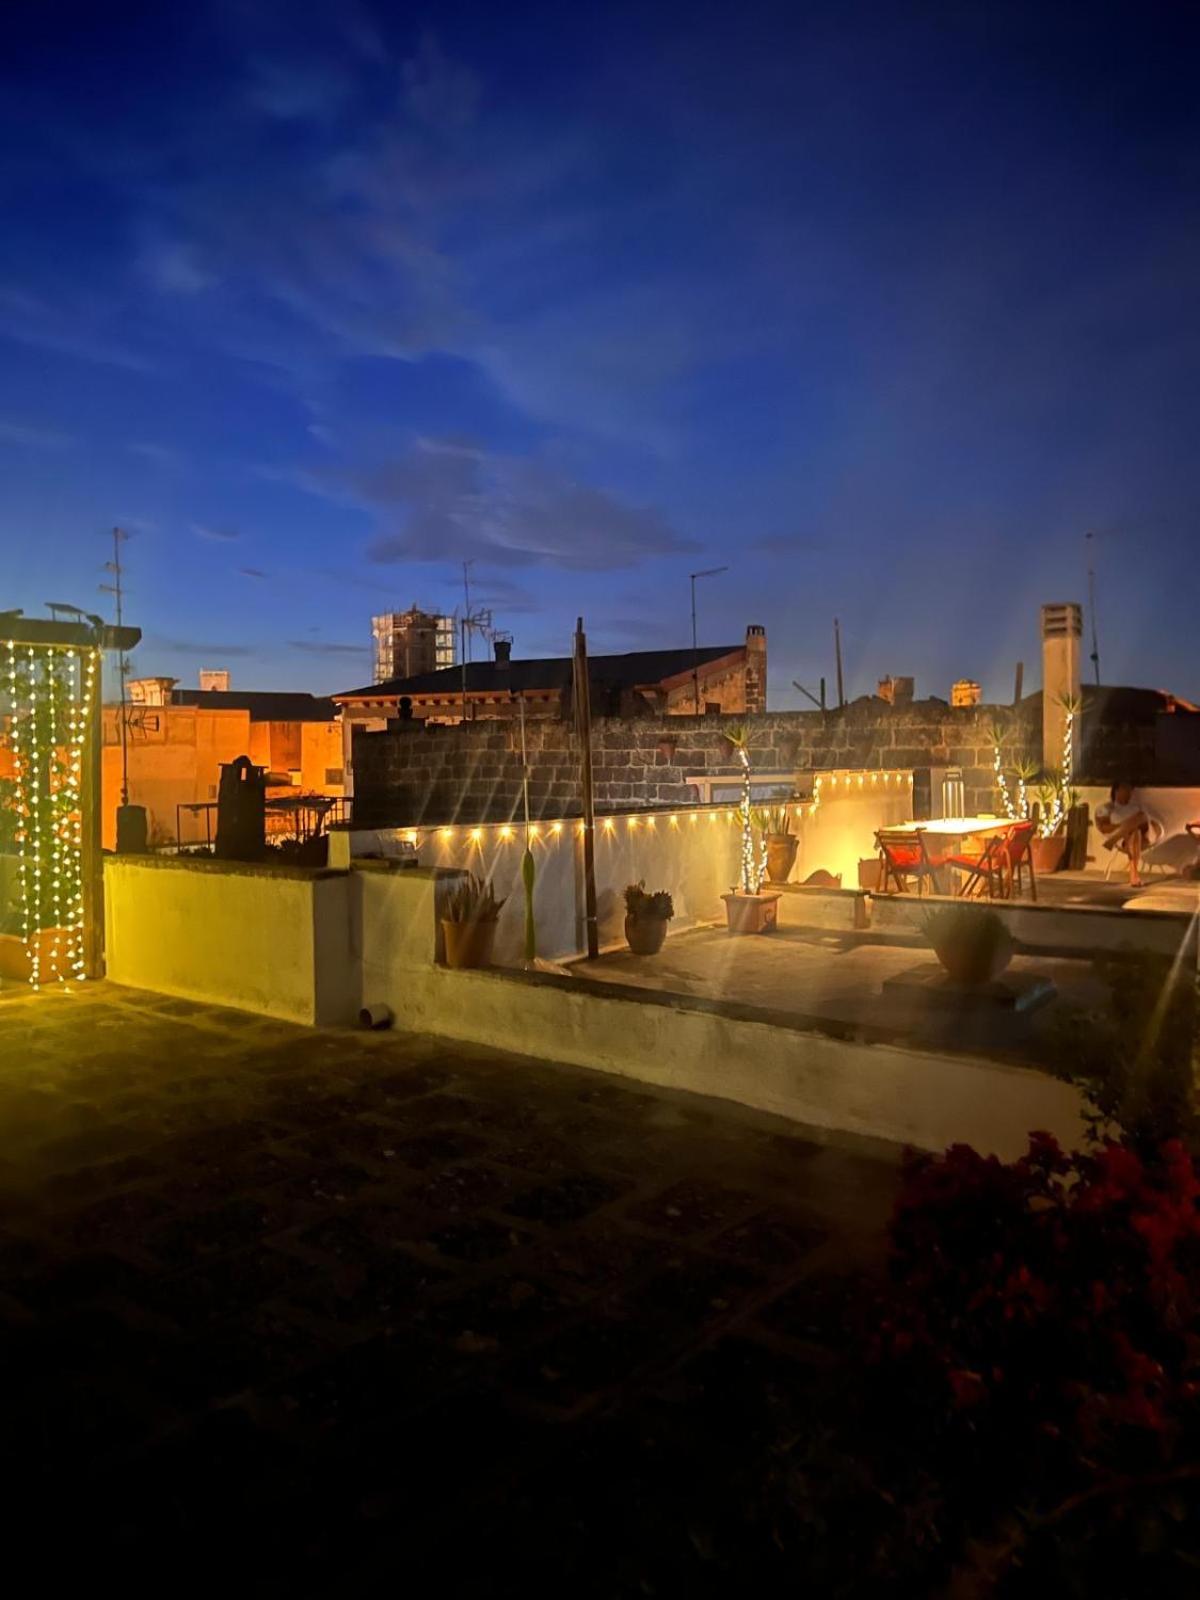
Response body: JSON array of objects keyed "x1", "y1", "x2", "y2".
[
  {"x1": 944, "y1": 831, "x2": 1011, "y2": 899},
  {"x1": 1000, "y1": 820, "x2": 1037, "y2": 902},
  {"x1": 875, "y1": 828, "x2": 945, "y2": 896}
]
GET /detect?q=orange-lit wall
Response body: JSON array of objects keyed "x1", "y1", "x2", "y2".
[
  {"x1": 102, "y1": 705, "x2": 250, "y2": 848},
  {"x1": 101, "y1": 706, "x2": 345, "y2": 848}
]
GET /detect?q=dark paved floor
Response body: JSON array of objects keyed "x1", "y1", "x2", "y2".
[{"x1": 0, "y1": 983, "x2": 900, "y2": 1595}]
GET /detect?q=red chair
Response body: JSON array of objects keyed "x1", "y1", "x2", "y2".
[
  {"x1": 944, "y1": 830, "x2": 1011, "y2": 899},
  {"x1": 875, "y1": 828, "x2": 947, "y2": 895},
  {"x1": 1000, "y1": 820, "x2": 1037, "y2": 901}
]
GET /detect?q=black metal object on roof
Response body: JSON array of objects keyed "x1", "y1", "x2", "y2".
[{"x1": 0, "y1": 613, "x2": 141, "y2": 652}]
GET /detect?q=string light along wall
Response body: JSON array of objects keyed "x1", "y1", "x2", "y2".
[{"x1": 1, "y1": 643, "x2": 95, "y2": 989}]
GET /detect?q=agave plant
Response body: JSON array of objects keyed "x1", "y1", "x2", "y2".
[
  {"x1": 443, "y1": 873, "x2": 505, "y2": 924},
  {"x1": 751, "y1": 804, "x2": 793, "y2": 837}
]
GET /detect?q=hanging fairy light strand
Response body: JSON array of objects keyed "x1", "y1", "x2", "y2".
[{"x1": 1, "y1": 643, "x2": 91, "y2": 990}]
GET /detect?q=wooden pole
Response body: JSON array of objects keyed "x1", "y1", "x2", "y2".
[
  {"x1": 518, "y1": 694, "x2": 536, "y2": 965},
  {"x1": 834, "y1": 618, "x2": 845, "y2": 708},
  {"x1": 573, "y1": 618, "x2": 599, "y2": 960},
  {"x1": 1013, "y1": 660, "x2": 1024, "y2": 706},
  {"x1": 82, "y1": 640, "x2": 103, "y2": 979}
]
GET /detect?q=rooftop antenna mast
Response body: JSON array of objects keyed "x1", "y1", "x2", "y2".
[
  {"x1": 457, "y1": 560, "x2": 495, "y2": 723},
  {"x1": 1085, "y1": 530, "x2": 1101, "y2": 687},
  {"x1": 99, "y1": 526, "x2": 132, "y2": 804}
]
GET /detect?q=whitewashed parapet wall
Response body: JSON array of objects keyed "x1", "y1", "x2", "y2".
[{"x1": 333, "y1": 777, "x2": 913, "y2": 965}]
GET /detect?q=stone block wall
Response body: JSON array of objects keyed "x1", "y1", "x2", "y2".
[{"x1": 350, "y1": 699, "x2": 1039, "y2": 826}]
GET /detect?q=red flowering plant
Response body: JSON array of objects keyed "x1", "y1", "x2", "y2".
[{"x1": 872, "y1": 1130, "x2": 1200, "y2": 1586}]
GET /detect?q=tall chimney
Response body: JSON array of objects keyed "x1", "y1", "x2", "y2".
[
  {"x1": 1040, "y1": 603, "x2": 1082, "y2": 774},
  {"x1": 745, "y1": 625, "x2": 767, "y2": 713},
  {"x1": 494, "y1": 638, "x2": 512, "y2": 666}
]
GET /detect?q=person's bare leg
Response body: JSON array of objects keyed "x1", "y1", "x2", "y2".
[
  {"x1": 1128, "y1": 827, "x2": 1143, "y2": 887},
  {"x1": 1102, "y1": 811, "x2": 1148, "y2": 851}
]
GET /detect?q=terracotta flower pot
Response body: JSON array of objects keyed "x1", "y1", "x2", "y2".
[
  {"x1": 624, "y1": 913, "x2": 669, "y2": 955},
  {"x1": 1030, "y1": 834, "x2": 1067, "y2": 874},
  {"x1": 765, "y1": 833, "x2": 799, "y2": 884},
  {"x1": 722, "y1": 890, "x2": 781, "y2": 935},
  {"x1": 930, "y1": 922, "x2": 1014, "y2": 986},
  {"x1": 441, "y1": 919, "x2": 498, "y2": 970},
  {"x1": 0, "y1": 928, "x2": 70, "y2": 983}
]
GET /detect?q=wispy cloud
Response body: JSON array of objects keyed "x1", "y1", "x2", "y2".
[
  {"x1": 141, "y1": 634, "x2": 257, "y2": 658},
  {"x1": 128, "y1": 441, "x2": 185, "y2": 467},
  {"x1": 357, "y1": 437, "x2": 696, "y2": 571},
  {"x1": 0, "y1": 284, "x2": 155, "y2": 373},
  {"x1": 0, "y1": 419, "x2": 73, "y2": 449},
  {"x1": 191, "y1": 523, "x2": 239, "y2": 542},
  {"x1": 287, "y1": 639, "x2": 369, "y2": 655},
  {"x1": 239, "y1": 566, "x2": 267, "y2": 579}
]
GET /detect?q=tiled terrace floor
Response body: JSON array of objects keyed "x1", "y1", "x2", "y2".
[
  {"x1": 579, "y1": 924, "x2": 1108, "y2": 1068},
  {"x1": 0, "y1": 983, "x2": 899, "y2": 1596}
]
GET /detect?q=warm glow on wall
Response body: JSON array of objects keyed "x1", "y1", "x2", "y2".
[{"x1": 500, "y1": 824, "x2": 513, "y2": 839}]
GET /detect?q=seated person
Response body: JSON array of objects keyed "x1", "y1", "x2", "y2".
[{"x1": 1094, "y1": 782, "x2": 1164, "y2": 887}]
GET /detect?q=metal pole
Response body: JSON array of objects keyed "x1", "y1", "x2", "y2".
[
  {"x1": 689, "y1": 565, "x2": 728, "y2": 716},
  {"x1": 1086, "y1": 531, "x2": 1101, "y2": 687},
  {"x1": 834, "y1": 617, "x2": 845, "y2": 708},
  {"x1": 691, "y1": 572, "x2": 698, "y2": 714},
  {"x1": 573, "y1": 618, "x2": 599, "y2": 959},
  {"x1": 82, "y1": 634, "x2": 103, "y2": 978}
]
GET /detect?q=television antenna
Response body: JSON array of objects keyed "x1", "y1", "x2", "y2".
[
  {"x1": 1085, "y1": 530, "x2": 1101, "y2": 687},
  {"x1": 99, "y1": 527, "x2": 133, "y2": 804},
  {"x1": 456, "y1": 560, "x2": 497, "y2": 722}
]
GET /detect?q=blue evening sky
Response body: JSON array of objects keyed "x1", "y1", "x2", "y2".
[{"x1": 2, "y1": 0, "x2": 1198, "y2": 702}]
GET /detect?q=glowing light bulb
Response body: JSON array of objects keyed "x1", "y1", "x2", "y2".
[{"x1": 500, "y1": 824, "x2": 513, "y2": 839}]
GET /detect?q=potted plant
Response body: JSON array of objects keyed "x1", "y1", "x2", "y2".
[
  {"x1": 721, "y1": 725, "x2": 781, "y2": 934},
  {"x1": 623, "y1": 881, "x2": 674, "y2": 955},
  {"x1": 922, "y1": 904, "x2": 1014, "y2": 986},
  {"x1": 1030, "y1": 770, "x2": 1070, "y2": 873},
  {"x1": 752, "y1": 803, "x2": 798, "y2": 884},
  {"x1": 441, "y1": 873, "x2": 506, "y2": 969}
]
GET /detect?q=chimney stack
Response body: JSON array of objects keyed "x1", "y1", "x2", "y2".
[
  {"x1": 745, "y1": 625, "x2": 767, "y2": 713},
  {"x1": 1040, "y1": 603, "x2": 1082, "y2": 773},
  {"x1": 493, "y1": 638, "x2": 512, "y2": 666}
]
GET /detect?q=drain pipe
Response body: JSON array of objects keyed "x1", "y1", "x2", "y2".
[{"x1": 359, "y1": 1003, "x2": 393, "y2": 1030}]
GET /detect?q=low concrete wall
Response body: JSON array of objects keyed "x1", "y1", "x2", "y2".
[
  {"x1": 355, "y1": 870, "x2": 1084, "y2": 1160},
  {"x1": 869, "y1": 883, "x2": 1196, "y2": 957},
  {"x1": 104, "y1": 856, "x2": 358, "y2": 1025},
  {"x1": 105, "y1": 852, "x2": 1092, "y2": 1158},
  {"x1": 332, "y1": 785, "x2": 910, "y2": 964}
]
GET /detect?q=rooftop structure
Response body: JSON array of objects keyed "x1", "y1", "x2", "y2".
[{"x1": 371, "y1": 606, "x2": 456, "y2": 685}]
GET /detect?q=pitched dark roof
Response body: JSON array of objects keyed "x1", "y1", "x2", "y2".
[
  {"x1": 168, "y1": 690, "x2": 338, "y2": 721},
  {"x1": 335, "y1": 645, "x2": 743, "y2": 701},
  {"x1": 1023, "y1": 684, "x2": 1200, "y2": 724}
]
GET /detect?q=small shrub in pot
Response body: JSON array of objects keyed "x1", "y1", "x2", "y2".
[{"x1": 624, "y1": 881, "x2": 674, "y2": 955}]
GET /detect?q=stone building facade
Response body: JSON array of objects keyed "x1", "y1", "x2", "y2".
[{"x1": 349, "y1": 698, "x2": 1035, "y2": 827}]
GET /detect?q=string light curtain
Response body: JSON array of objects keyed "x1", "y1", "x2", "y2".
[{"x1": 1, "y1": 642, "x2": 95, "y2": 988}]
